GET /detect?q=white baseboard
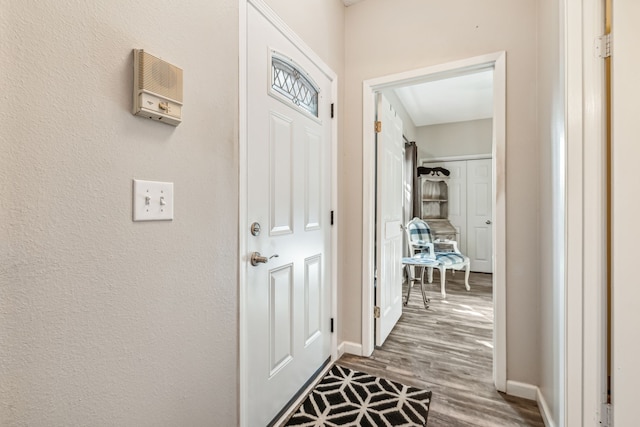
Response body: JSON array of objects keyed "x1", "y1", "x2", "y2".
[
  {"x1": 506, "y1": 380, "x2": 538, "y2": 401},
  {"x1": 340, "y1": 341, "x2": 363, "y2": 357},
  {"x1": 507, "y1": 381, "x2": 556, "y2": 427},
  {"x1": 337, "y1": 342, "x2": 345, "y2": 358},
  {"x1": 536, "y1": 388, "x2": 556, "y2": 427}
]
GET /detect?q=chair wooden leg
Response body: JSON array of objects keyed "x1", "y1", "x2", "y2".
[
  {"x1": 427, "y1": 266, "x2": 433, "y2": 283},
  {"x1": 464, "y1": 262, "x2": 471, "y2": 291},
  {"x1": 440, "y1": 266, "x2": 447, "y2": 299}
]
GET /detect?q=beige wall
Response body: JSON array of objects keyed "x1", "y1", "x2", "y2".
[
  {"x1": 344, "y1": 0, "x2": 540, "y2": 385},
  {"x1": 537, "y1": 0, "x2": 565, "y2": 424},
  {"x1": 0, "y1": 0, "x2": 346, "y2": 425},
  {"x1": 416, "y1": 119, "x2": 493, "y2": 160},
  {"x1": 0, "y1": 1, "x2": 239, "y2": 425}
]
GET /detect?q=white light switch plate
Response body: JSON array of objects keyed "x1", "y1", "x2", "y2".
[{"x1": 132, "y1": 179, "x2": 174, "y2": 221}]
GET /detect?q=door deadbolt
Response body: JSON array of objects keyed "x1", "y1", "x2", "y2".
[{"x1": 250, "y1": 222, "x2": 261, "y2": 236}]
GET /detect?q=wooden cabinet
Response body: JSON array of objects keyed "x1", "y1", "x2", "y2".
[
  {"x1": 420, "y1": 178, "x2": 448, "y2": 219},
  {"x1": 420, "y1": 177, "x2": 457, "y2": 242}
]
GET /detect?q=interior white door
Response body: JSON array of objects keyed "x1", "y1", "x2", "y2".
[
  {"x1": 374, "y1": 94, "x2": 404, "y2": 346},
  {"x1": 467, "y1": 159, "x2": 493, "y2": 273},
  {"x1": 245, "y1": 4, "x2": 332, "y2": 426}
]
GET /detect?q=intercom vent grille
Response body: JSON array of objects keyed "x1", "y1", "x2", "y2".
[{"x1": 137, "y1": 51, "x2": 183, "y2": 103}]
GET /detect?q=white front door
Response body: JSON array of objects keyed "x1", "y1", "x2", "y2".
[
  {"x1": 244, "y1": 4, "x2": 333, "y2": 426},
  {"x1": 467, "y1": 159, "x2": 493, "y2": 273},
  {"x1": 374, "y1": 94, "x2": 404, "y2": 346}
]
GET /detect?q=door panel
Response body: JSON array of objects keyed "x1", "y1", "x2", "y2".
[
  {"x1": 245, "y1": 4, "x2": 332, "y2": 425},
  {"x1": 467, "y1": 159, "x2": 493, "y2": 273},
  {"x1": 304, "y1": 130, "x2": 322, "y2": 230},
  {"x1": 269, "y1": 112, "x2": 294, "y2": 235},
  {"x1": 270, "y1": 264, "x2": 294, "y2": 375},
  {"x1": 375, "y1": 94, "x2": 404, "y2": 346},
  {"x1": 304, "y1": 255, "x2": 322, "y2": 345}
]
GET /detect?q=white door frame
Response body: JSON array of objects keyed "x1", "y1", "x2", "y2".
[
  {"x1": 238, "y1": 0, "x2": 339, "y2": 425},
  {"x1": 361, "y1": 52, "x2": 507, "y2": 391},
  {"x1": 565, "y1": 0, "x2": 607, "y2": 424}
]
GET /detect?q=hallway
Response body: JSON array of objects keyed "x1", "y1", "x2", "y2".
[{"x1": 339, "y1": 272, "x2": 544, "y2": 426}]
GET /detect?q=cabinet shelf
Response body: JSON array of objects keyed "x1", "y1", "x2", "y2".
[{"x1": 420, "y1": 178, "x2": 449, "y2": 219}]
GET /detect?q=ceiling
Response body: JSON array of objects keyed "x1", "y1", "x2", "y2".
[{"x1": 393, "y1": 70, "x2": 494, "y2": 127}]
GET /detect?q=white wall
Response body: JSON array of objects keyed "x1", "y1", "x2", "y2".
[
  {"x1": 416, "y1": 119, "x2": 493, "y2": 160},
  {"x1": 537, "y1": 0, "x2": 565, "y2": 424},
  {"x1": 612, "y1": 1, "x2": 640, "y2": 424},
  {"x1": 344, "y1": 0, "x2": 540, "y2": 385},
  {"x1": 0, "y1": 1, "x2": 239, "y2": 425}
]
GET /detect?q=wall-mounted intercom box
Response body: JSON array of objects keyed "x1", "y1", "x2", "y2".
[{"x1": 132, "y1": 49, "x2": 183, "y2": 126}]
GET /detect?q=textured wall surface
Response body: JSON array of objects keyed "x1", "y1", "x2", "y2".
[
  {"x1": 0, "y1": 1, "x2": 238, "y2": 425},
  {"x1": 344, "y1": 0, "x2": 540, "y2": 385}
]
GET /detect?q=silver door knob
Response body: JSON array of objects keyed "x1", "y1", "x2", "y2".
[
  {"x1": 250, "y1": 252, "x2": 279, "y2": 266},
  {"x1": 486, "y1": 220, "x2": 492, "y2": 225}
]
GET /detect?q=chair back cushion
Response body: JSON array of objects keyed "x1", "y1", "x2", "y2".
[{"x1": 407, "y1": 218, "x2": 433, "y2": 244}]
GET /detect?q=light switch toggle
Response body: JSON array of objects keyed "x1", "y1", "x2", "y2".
[{"x1": 133, "y1": 179, "x2": 174, "y2": 221}]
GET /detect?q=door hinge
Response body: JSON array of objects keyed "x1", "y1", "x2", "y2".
[
  {"x1": 374, "y1": 306, "x2": 381, "y2": 318},
  {"x1": 331, "y1": 103, "x2": 334, "y2": 119},
  {"x1": 601, "y1": 402, "x2": 611, "y2": 427},
  {"x1": 330, "y1": 210, "x2": 334, "y2": 225},
  {"x1": 374, "y1": 121, "x2": 382, "y2": 133},
  {"x1": 330, "y1": 317, "x2": 334, "y2": 333},
  {"x1": 596, "y1": 33, "x2": 611, "y2": 58}
]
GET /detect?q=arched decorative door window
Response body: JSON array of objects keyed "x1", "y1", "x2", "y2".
[{"x1": 270, "y1": 51, "x2": 320, "y2": 118}]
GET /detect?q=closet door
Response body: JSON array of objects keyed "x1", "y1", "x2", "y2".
[{"x1": 467, "y1": 159, "x2": 493, "y2": 273}]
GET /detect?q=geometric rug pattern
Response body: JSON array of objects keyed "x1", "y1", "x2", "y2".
[{"x1": 284, "y1": 364, "x2": 432, "y2": 426}]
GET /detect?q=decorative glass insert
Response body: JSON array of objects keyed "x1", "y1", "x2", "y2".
[{"x1": 271, "y1": 54, "x2": 319, "y2": 117}]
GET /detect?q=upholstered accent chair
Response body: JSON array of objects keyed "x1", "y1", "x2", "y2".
[{"x1": 404, "y1": 217, "x2": 470, "y2": 298}]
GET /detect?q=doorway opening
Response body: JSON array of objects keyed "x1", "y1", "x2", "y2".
[{"x1": 361, "y1": 52, "x2": 507, "y2": 391}]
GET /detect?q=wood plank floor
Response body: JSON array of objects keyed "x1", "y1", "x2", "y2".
[{"x1": 338, "y1": 272, "x2": 544, "y2": 426}]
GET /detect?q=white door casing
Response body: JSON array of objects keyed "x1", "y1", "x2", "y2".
[
  {"x1": 361, "y1": 52, "x2": 506, "y2": 392},
  {"x1": 241, "y1": 2, "x2": 335, "y2": 426},
  {"x1": 374, "y1": 94, "x2": 404, "y2": 346},
  {"x1": 467, "y1": 159, "x2": 493, "y2": 273}
]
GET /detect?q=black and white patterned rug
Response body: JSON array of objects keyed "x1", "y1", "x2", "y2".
[{"x1": 284, "y1": 364, "x2": 432, "y2": 426}]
